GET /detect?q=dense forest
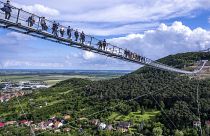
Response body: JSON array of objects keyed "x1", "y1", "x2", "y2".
[{"x1": 1, "y1": 51, "x2": 210, "y2": 136}]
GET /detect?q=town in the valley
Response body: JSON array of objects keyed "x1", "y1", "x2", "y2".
[{"x1": 0, "y1": 80, "x2": 48, "y2": 102}]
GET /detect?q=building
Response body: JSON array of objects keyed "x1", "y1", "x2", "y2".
[
  {"x1": 90, "y1": 119, "x2": 100, "y2": 126},
  {"x1": 99, "y1": 123, "x2": 106, "y2": 130},
  {"x1": 54, "y1": 129, "x2": 61, "y2": 133},
  {"x1": 63, "y1": 128, "x2": 71, "y2": 132},
  {"x1": 19, "y1": 120, "x2": 31, "y2": 126},
  {"x1": 5, "y1": 121, "x2": 17, "y2": 125},
  {"x1": 0, "y1": 122, "x2": 5, "y2": 128},
  {"x1": 106, "y1": 124, "x2": 114, "y2": 131},
  {"x1": 63, "y1": 115, "x2": 71, "y2": 120},
  {"x1": 54, "y1": 121, "x2": 63, "y2": 128},
  {"x1": 205, "y1": 120, "x2": 210, "y2": 127},
  {"x1": 118, "y1": 122, "x2": 131, "y2": 129},
  {"x1": 193, "y1": 121, "x2": 201, "y2": 127}
]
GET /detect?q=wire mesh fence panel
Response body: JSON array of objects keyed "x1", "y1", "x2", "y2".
[
  {"x1": 71, "y1": 30, "x2": 78, "y2": 42},
  {"x1": 18, "y1": 10, "x2": 36, "y2": 28},
  {"x1": 43, "y1": 19, "x2": 53, "y2": 34},
  {"x1": 84, "y1": 35, "x2": 93, "y2": 46},
  {"x1": 0, "y1": 11, "x2": 4, "y2": 20},
  {"x1": 58, "y1": 25, "x2": 68, "y2": 39},
  {"x1": 113, "y1": 47, "x2": 120, "y2": 55},
  {"x1": 0, "y1": 2, "x2": 4, "y2": 19}
]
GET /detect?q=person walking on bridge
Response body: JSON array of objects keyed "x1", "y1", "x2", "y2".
[
  {"x1": 1, "y1": 0, "x2": 12, "y2": 20},
  {"x1": 52, "y1": 21, "x2": 58, "y2": 37},
  {"x1": 67, "y1": 26, "x2": 72, "y2": 39},
  {"x1": 40, "y1": 17, "x2": 48, "y2": 31},
  {"x1": 80, "y1": 31, "x2": 85, "y2": 44},
  {"x1": 60, "y1": 27, "x2": 65, "y2": 37},
  {"x1": 124, "y1": 49, "x2": 128, "y2": 58},
  {"x1": 74, "y1": 29, "x2": 79, "y2": 42},
  {"x1": 102, "y1": 39, "x2": 107, "y2": 51},
  {"x1": 97, "y1": 41, "x2": 103, "y2": 50},
  {"x1": 27, "y1": 15, "x2": 35, "y2": 27}
]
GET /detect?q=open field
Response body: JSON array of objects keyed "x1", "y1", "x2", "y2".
[
  {"x1": 0, "y1": 75, "x2": 121, "y2": 86},
  {"x1": 108, "y1": 110, "x2": 160, "y2": 124},
  {"x1": 0, "y1": 70, "x2": 130, "y2": 86}
]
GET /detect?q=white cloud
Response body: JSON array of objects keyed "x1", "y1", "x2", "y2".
[
  {"x1": 54, "y1": 0, "x2": 210, "y2": 23},
  {"x1": 79, "y1": 22, "x2": 159, "y2": 36},
  {"x1": 11, "y1": 0, "x2": 210, "y2": 36},
  {"x1": 13, "y1": 2, "x2": 60, "y2": 17},
  {"x1": 110, "y1": 21, "x2": 210, "y2": 60},
  {"x1": 2, "y1": 60, "x2": 64, "y2": 68},
  {"x1": 83, "y1": 51, "x2": 95, "y2": 60},
  {"x1": 6, "y1": 32, "x2": 33, "y2": 41}
]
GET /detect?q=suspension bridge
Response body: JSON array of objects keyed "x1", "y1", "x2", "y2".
[
  {"x1": 0, "y1": 1, "x2": 208, "y2": 136},
  {"x1": 0, "y1": 1, "x2": 207, "y2": 74}
]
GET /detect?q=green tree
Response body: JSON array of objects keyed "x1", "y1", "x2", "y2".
[
  {"x1": 152, "y1": 127, "x2": 163, "y2": 136},
  {"x1": 175, "y1": 130, "x2": 184, "y2": 136},
  {"x1": 183, "y1": 128, "x2": 198, "y2": 136}
]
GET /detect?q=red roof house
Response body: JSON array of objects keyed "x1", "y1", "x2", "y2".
[{"x1": 0, "y1": 122, "x2": 5, "y2": 128}]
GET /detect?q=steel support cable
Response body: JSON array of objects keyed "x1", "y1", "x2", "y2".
[
  {"x1": 148, "y1": 73, "x2": 205, "y2": 131},
  {"x1": 171, "y1": 70, "x2": 207, "y2": 124},
  {"x1": 144, "y1": 75, "x2": 202, "y2": 130},
  {"x1": 149, "y1": 93, "x2": 177, "y2": 129},
  {"x1": 15, "y1": 96, "x2": 36, "y2": 136},
  {"x1": 195, "y1": 74, "x2": 202, "y2": 136},
  {"x1": 175, "y1": 77, "x2": 200, "y2": 120}
]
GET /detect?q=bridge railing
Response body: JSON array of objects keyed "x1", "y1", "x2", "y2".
[
  {"x1": 0, "y1": 1, "x2": 138, "y2": 59},
  {"x1": 0, "y1": 1, "x2": 199, "y2": 74},
  {"x1": 1, "y1": 1, "x2": 185, "y2": 71}
]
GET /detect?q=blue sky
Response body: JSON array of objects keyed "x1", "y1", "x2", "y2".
[{"x1": 0, "y1": 0, "x2": 210, "y2": 70}]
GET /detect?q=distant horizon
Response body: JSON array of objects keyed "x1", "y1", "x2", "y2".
[{"x1": 0, "y1": 69, "x2": 133, "y2": 71}]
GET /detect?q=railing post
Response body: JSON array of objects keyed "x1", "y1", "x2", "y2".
[
  {"x1": 37, "y1": 17, "x2": 41, "y2": 30},
  {"x1": 16, "y1": 8, "x2": 21, "y2": 24},
  {"x1": 90, "y1": 37, "x2": 93, "y2": 46}
]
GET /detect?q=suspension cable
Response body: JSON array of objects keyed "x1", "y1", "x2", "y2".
[{"x1": 15, "y1": 96, "x2": 36, "y2": 136}]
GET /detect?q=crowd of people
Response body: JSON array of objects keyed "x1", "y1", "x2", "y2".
[
  {"x1": 0, "y1": 0, "x2": 146, "y2": 63},
  {"x1": 124, "y1": 49, "x2": 145, "y2": 62}
]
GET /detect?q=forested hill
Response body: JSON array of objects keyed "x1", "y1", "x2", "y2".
[
  {"x1": 84, "y1": 51, "x2": 210, "y2": 129},
  {"x1": 86, "y1": 51, "x2": 210, "y2": 100},
  {"x1": 157, "y1": 52, "x2": 210, "y2": 69}
]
